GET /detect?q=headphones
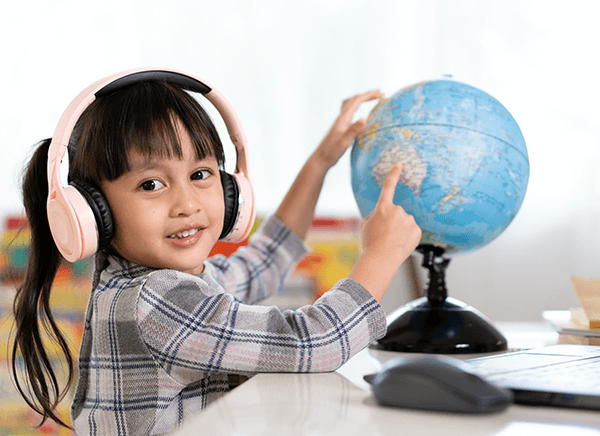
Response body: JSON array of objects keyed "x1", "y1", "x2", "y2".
[{"x1": 47, "y1": 68, "x2": 256, "y2": 263}]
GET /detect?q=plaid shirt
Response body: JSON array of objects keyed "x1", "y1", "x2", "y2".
[{"x1": 71, "y1": 216, "x2": 386, "y2": 435}]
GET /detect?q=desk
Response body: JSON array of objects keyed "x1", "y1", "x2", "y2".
[{"x1": 172, "y1": 323, "x2": 600, "y2": 435}]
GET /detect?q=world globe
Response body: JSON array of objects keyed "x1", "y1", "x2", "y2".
[{"x1": 351, "y1": 79, "x2": 529, "y2": 256}]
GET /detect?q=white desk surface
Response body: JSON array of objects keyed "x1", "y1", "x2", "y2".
[{"x1": 172, "y1": 322, "x2": 600, "y2": 435}]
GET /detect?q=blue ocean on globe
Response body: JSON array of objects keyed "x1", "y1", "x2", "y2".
[{"x1": 351, "y1": 79, "x2": 529, "y2": 255}]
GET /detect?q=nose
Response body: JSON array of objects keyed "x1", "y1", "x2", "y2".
[{"x1": 170, "y1": 182, "x2": 201, "y2": 217}]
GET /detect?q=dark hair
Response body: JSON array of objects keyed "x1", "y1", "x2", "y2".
[
  {"x1": 10, "y1": 80, "x2": 225, "y2": 428},
  {"x1": 69, "y1": 80, "x2": 225, "y2": 184}
]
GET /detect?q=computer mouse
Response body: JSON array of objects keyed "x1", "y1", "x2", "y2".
[{"x1": 364, "y1": 355, "x2": 513, "y2": 413}]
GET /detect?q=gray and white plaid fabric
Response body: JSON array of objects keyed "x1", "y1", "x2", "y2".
[{"x1": 71, "y1": 216, "x2": 386, "y2": 435}]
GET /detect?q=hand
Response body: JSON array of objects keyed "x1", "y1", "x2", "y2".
[
  {"x1": 313, "y1": 89, "x2": 384, "y2": 169},
  {"x1": 275, "y1": 89, "x2": 384, "y2": 240},
  {"x1": 361, "y1": 163, "x2": 422, "y2": 266}
]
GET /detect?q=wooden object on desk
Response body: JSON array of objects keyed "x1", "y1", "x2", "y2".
[
  {"x1": 558, "y1": 310, "x2": 600, "y2": 345},
  {"x1": 559, "y1": 309, "x2": 600, "y2": 344},
  {"x1": 571, "y1": 276, "x2": 600, "y2": 328},
  {"x1": 569, "y1": 307, "x2": 600, "y2": 331},
  {"x1": 542, "y1": 308, "x2": 600, "y2": 344}
]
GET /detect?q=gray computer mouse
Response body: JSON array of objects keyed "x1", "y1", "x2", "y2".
[{"x1": 364, "y1": 355, "x2": 513, "y2": 413}]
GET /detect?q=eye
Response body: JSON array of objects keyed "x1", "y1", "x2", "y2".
[
  {"x1": 191, "y1": 169, "x2": 212, "y2": 181},
  {"x1": 140, "y1": 179, "x2": 165, "y2": 191}
]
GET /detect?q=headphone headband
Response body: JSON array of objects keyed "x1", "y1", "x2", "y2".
[
  {"x1": 96, "y1": 71, "x2": 212, "y2": 96},
  {"x1": 47, "y1": 68, "x2": 256, "y2": 262}
]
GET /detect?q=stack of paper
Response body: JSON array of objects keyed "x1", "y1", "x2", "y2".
[{"x1": 543, "y1": 308, "x2": 600, "y2": 345}]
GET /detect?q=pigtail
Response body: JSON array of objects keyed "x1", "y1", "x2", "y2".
[{"x1": 10, "y1": 138, "x2": 75, "y2": 429}]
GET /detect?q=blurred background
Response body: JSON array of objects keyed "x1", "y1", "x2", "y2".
[
  {"x1": 1, "y1": 0, "x2": 599, "y2": 432},
  {"x1": 2, "y1": 0, "x2": 600, "y2": 326}
]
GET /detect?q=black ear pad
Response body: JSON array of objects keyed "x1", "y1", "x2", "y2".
[
  {"x1": 70, "y1": 181, "x2": 115, "y2": 251},
  {"x1": 219, "y1": 170, "x2": 240, "y2": 240}
]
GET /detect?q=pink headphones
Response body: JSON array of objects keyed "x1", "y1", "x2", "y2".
[{"x1": 47, "y1": 68, "x2": 256, "y2": 263}]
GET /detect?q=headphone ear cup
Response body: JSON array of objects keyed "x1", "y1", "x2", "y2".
[
  {"x1": 70, "y1": 181, "x2": 114, "y2": 251},
  {"x1": 219, "y1": 170, "x2": 240, "y2": 240},
  {"x1": 47, "y1": 185, "x2": 98, "y2": 262},
  {"x1": 219, "y1": 171, "x2": 256, "y2": 244}
]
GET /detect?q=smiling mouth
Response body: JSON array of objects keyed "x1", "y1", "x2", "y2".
[{"x1": 168, "y1": 228, "x2": 200, "y2": 239}]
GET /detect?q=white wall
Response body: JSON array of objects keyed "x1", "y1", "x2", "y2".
[{"x1": 2, "y1": 0, "x2": 599, "y2": 321}]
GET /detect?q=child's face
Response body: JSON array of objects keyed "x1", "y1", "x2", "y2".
[{"x1": 100, "y1": 125, "x2": 225, "y2": 274}]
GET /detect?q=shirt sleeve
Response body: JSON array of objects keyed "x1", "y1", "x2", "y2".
[
  {"x1": 136, "y1": 270, "x2": 387, "y2": 386},
  {"x1": 204, "y1": 215, "x2": 310, "y2": 304}
]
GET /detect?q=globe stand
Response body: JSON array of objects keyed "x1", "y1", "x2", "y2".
[{"x1": 371, "y1": 244, "x2": 507, "y2": 354}]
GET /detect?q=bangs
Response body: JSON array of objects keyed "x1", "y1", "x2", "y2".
[{"x1": 68, "y1": 81, "x2": 225, "y2": 185}]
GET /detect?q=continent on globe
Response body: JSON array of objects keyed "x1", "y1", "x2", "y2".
[
  {"x1": 371, "y1": 128, "x2": 428, "y2": 195},
  {"x1": 350, "y1": 79, "x2": 529, "y2": 256}
]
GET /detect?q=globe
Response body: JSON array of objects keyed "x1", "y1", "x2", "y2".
[{"x1": 351, "y1": 79, "x2": 529, "y2": 256}]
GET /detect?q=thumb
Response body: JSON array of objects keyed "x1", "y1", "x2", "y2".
[{"x1": 342, "y1": 118, "x2": 367, "y2": 142}]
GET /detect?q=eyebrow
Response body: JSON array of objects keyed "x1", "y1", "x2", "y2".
[
  {"x1": 129, "y1": 158, "x2": 162, "y2": 175},
  {"x1": 128, "y1": 155, "x2": 219, "y2": 175}
]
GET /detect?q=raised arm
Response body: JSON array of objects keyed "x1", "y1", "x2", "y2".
[{"x1": 274, "y1": 90, "x2": 384, "y2": 240}]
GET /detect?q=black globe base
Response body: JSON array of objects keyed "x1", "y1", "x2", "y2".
[
  {"x1": 370, "y1": 296, "x2": 507, "y2": 353},
  {"x1": 371, "y1": 244, "x2": 507, "y2": 354}
]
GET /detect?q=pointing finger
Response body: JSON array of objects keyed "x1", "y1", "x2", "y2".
[{"x1": 377, "y1": 163, "x2": 405, "y2": 207}]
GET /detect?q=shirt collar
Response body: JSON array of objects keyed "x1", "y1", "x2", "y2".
[
  {"x1": 96, "y1": 251, "x2": 207, "y2": 281},
  {"x1": 102, "y1": 253, "x2": 157, "y2": 280}
]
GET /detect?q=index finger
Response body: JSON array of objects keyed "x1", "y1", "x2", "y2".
[{"x1": 377, "y1": 163, "x2": 405, "y2": 207}]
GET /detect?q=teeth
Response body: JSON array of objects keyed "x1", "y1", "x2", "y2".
[{"x1": 170, "y1": 228, "x2": 199, "y2": 239}]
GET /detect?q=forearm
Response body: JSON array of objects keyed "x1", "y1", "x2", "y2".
[
  {"x1": 274, "y1": 152, "x2": 329, "y2": 241},
  {"x1": 347, "y1": 250, "x2": 401, "y2": 303}
]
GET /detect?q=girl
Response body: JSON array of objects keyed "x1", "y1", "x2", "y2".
[{"x1": 11, "y1": 70, "x2": 421, "y2": 435}]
